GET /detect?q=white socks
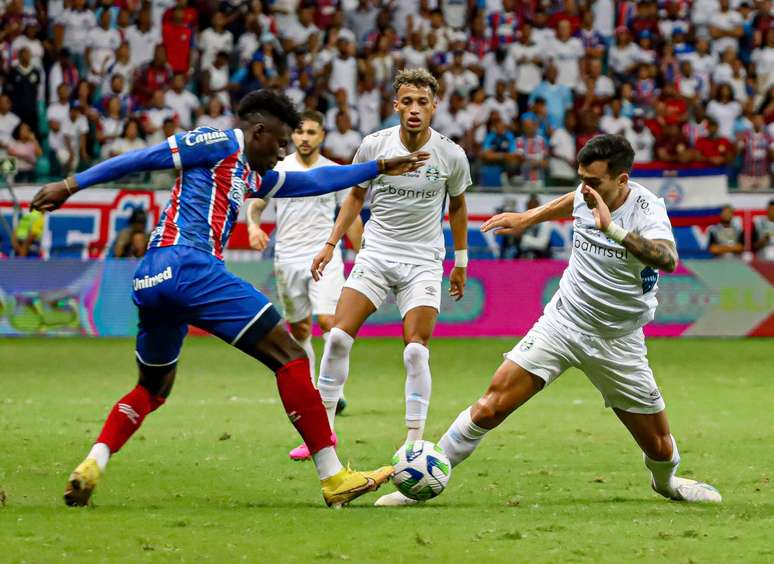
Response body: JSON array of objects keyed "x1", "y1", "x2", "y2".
[
  {"x1": 438, "y1": 407, "x2": 489, "y2": 467},
  {"x1": 404, "y1": 343, "x2": 431, "y2": 442},
  {"x1": 318, "y1": 327, "x2": 354, "y2": 429},
  {"x1": 295, "y1": 335, "x2": 316, "y2": 384},
  {"x1": 644, "y1": 434, "x2": 680, "y2": 496},
  {"x1": 87, "y1": 442, "x2": 110, "y2": 472},
  {"x1": 312, "y1": 446, "x2": 344, "y2": 480}
]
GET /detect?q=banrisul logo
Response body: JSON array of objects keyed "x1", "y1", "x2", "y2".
[
  {"x1": 641, "y1": 266, "x2": 658, "y2": 293},
  {"x1": 183, "y1": 130, "x2": 229, "y2": 146}
]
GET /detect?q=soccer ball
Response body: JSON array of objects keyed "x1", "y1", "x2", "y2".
[{"x1": 391, "y1": 440, "x2": 451, "y2": 501}]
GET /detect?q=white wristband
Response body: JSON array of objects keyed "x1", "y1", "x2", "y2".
[
  {"x1": 454, "y1": 249, "x2": 468, "y2": 268},
  {"x1": 604, "y1": 222, "x2": 629, "y2": 244}
]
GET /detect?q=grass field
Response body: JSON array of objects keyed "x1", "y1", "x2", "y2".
[{"x1": 1, "y1": 337, "x2": 772, "y2": 563}]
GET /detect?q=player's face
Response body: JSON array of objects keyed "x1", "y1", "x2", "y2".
[
  {"x1": 292, "y1": 119, "x2": 325, "y2": 157},
  {"x1": 578, "y1": 161, "x2": 628, "y2": 206},
  {"x1": 394, "y1": 84, "x2": 437, "y2": 134},
  {"x1": 247, "y1": 116, "x2": 291, "y2": 174}
]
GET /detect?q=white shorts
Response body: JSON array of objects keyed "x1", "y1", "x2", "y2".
[
  {"x1": 344, "y1": 252, "x2": 443, "y2": 317},
  {"x1": 506, "y1": 313, "x2": 666, "y2": 414},
  {"x1": 275, "y1": 258, "x2": 345, "y2": 323}
]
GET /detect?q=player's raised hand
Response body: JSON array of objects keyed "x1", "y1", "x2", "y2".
[
  {"x1": 449, "y1": 267, "x2": 466, "y2": 301},
  {"x1": 311, "y1": 243, "x2": 335, "y2": 281},
  {"x1": 480, "y1": 212, "x2": 530, "y2": 235},
  {"x1": 379, "y1": 151, "x2": 431, "y2": 175},
  {"x1": 30, "y1": 180, "x2": 73, "y2": 212},
  {"x1": 580, "y1": 186, "x2": 611, "y2": 232},
  {"x1": 248, "y1": 224, "x2": 270, "y2": 251}
]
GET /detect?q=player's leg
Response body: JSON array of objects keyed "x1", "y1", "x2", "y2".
[
  {"x1": 376, "y1": 316, "x2": 573, "y2": 506},
  {"x1": 275, "y1": 262, "x2": 316, "y2": 381},
  {"x1": 318, "y1": 256, "x2": 386, "y2": 429},
  {"x1": 582, "y1": 331, "x2": 721, "y2": 503},
  {"x1": 65, "y1": 270, "x2": 187, "y2": 506},
  {"x1": 401, "y1": 306, "x2": 438, "y2": 442},
  {"x1": 310, "y1": 257, "x2": 348, "y2": 414}
]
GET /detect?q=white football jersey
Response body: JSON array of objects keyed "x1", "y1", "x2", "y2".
[
  {"x1": 548, "y1": 181, "x2": 675, "y2": 337},
  {"x1": 269, "y1": 152, "x2": 348, "y2": 264},
  {"x1": 353, "y1": 126, "x2": 471, "y2": 266}
]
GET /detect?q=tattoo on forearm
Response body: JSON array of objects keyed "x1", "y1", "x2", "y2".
[{"x1": 622, "y1": 234, "x2": 677, "y2": 271}]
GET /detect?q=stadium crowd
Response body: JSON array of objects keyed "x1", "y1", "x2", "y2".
[{"x1": 1, "y1": 0, "x2": 774, "y2": 190}]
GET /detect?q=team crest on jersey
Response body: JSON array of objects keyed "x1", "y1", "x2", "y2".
[{"x1": 424, "y1": 165, "x2": 441, "y2": 182}]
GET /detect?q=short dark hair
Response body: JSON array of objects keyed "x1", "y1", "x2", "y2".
[
  {"x1": 577, "y1": 134, "x2": 635, "y2": 177},
  {"x1": 299, "y1": 110, "x2": 325, "y2": 128},
  {"x1": 237, "y1": 89, "x2": 301, "y2": 130}
]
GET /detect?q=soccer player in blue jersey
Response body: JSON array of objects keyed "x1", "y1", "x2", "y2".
[{"x1": 31, "y1": 90, "x2": 429, "y2": 508}]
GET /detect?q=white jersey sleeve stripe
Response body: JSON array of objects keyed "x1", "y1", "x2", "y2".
[{"x1": 167, "y1": 135, "x2": 182, "y2": 170}]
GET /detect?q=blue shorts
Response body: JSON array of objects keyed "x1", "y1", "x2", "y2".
[{"x1": 132, "y1": 245, "x2": 281, "y2": 366}]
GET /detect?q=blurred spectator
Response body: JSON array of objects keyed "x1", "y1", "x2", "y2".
[
  {"x1": 125, "y1": 7, "x2": 159, "y2": 69},
  {"x1": 48, "y1": 49, "x2": 80, "y2": 105},
  {"x1": 55, "y1": 0, "x2": 96, "y2": 73},
  {"x1": 12, "y1": 209, "x2": 44, "y2": 258},
  {"x1": 323, "y1": 111, "x2": 362, "y2": 163},
  {"x1": 656, "y1": 123, "x2": 698, "y2": 163},
  {"x1": 0, "y1": 94, "x2": 21, "y2": 145},
  {"x1": 356, "y1": 73, "x2": 381, "y2": 136},
  {"x1": 708, "y1": 204, "x2": 744, "y2": 258},
  {"x1": 608, "y1": 27, "x2": 642, "y2": 81},
  {"x1": 753, "y1": 200, "x2": 774, "y2": 260},
  {"x1": 325, "y1": 88, "x2": 359, "y2": 133},
  {"x1": 480, "y1": 116, "x2": 518, "y2": 185},
  {"x1": 696, "y1": 117, "x2": 736, "y2": 166},
  {"x1": 709, "y1": 0, "x2": 744, "y2": 57},
  {"x1": 199, "y1": 11, "x2": 233, "y2": 70},
  {"x1": 87, "y1": 9, "x2": 121, "y2": 85},
  {"x1": 486, "y1": 80, "x2": 518, "y2": 126},
  {"x1": 521, "y1": 97, "x2": 554, "y2": 140},
  {"x1": 576, "y1": 57, "x2": 615, "y2": 109},
  {"x1": 113, "y1": 207, "x2": 149, "y2": 258},
  {"x1": 549, "y1": 112, "x2": 577, "y2": 185},
  {"x1": 442, "y1": 50, "x2": 479, "y2": 98},
  {"x1": 1, "y1": 122, "x2": 42, "y2": 183},
  {"x1": 737, "y1": 114, "x2": 774, "y2": 190},
  {"x1": 600, "y1": 98, "x2": 632, "y2": 136},
  {"x1": 134, "y1": 45, "x2": 173, "y2": 108},
  {"x1": 519, "y1": 195, "x2": 553, "y2": 259},
  {"x1": 141, "y1": 91, "x2": 177, "y2": 139},
  {"x1": 508, "y1": 24, "x2": 542, "y2": 113},
  {"x1": 96, "y1": 96, "x2": 125, "y2": 149},
  {"x1": 165, "y1": 74, "x2": 199, "y2": 130},
  {"x1": 707, "y1": 85, "x2": 742, "y2": 141},
  {"x1": 347, "y1": 0, "x2": 379, "y2": 46},
  {"x1": 625, "y1": 109, "x2": 655, "y2": 164},
  {"x1": 515, "y1": 117, "x2": 548, "y2": 187},
  {"x1": 103, "y1": 118, "x2": 146, "y2": 159},
  {"x1": 5, "y1": 47, "x2": 41, "y2": 137},
  {"x1": 196, "y1": 97, "x2": 233, "y2": 131},
  {"x1": 11, "y1": 22, "x2": 44, "y2": 70},
  {"x1": 162, "y1": 6, "x2": 194, "y2": 75},
  {"x1": 530, "y1": 64, "x2": 573, "y2": 126},
  {"x1": 546, "y1": 19, "x2": 583, "y2": 89},
  {"x1": 325, "y1": 35, "x2": 358, "y2": 105}
]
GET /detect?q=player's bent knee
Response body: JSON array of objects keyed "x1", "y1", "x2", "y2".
[
  {"x1": 327, "y1": 327, "x2": 354, "y2": 357},
  {"x1": 647, "y1": 432, "x2": 674, "y2": 461},
  {"x1": 403, "y1": 342, "x2": 429, "y2": 369},
  {"x1": 137, "y1": 362, "x2": 177, "y2": 398}
]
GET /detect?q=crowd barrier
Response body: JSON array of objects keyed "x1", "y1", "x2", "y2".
[{"x1": 1, "y1": 258, "x2": 772, "y2": 338}]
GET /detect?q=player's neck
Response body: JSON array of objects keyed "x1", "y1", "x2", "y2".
[
  {"x1": 296, "y1": 151, "x2": 320, "y2": 168},
  {"x1": 399, "y1": 127, "x2": 431, "y2": 152},
  {"x1": 607, "y1": 184, "x2": 631, "y2": 212}
]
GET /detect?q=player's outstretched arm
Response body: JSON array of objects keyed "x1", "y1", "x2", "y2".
[
  {"x1": 262, "y1": 152, "x2": 430, "y2": 200},
  {"x1": 246, "y1": 198, "x2": 270, "y2": 251},
  {"x1": 30, "y1": 142, "x2": 177, "y2": 212},
  {"x1": 480, "y1": 191, "x2": 574, "y2": 235},
  {"x1": 311, "y1": 187, "x2": 367, "y2": 281}
]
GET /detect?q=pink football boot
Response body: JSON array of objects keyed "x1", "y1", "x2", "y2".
[{"x1": 289, "y1": 433, "x2": 338, "y2": 461}]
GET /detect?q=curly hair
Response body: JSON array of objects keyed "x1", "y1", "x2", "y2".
[
  {"x1": 237, "y1": 89, "x2": 301, "y2": 130},
  {"x1": 393, "y1": 68, "x2": 439, "y2": 97}
]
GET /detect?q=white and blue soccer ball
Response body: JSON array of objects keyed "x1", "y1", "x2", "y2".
[{"x1": 391, "y1": 440, "x2": 451, "y2": 501}]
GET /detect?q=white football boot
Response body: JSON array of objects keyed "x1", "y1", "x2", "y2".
[
  {"x1": 374, "y1": 490, "x2": 421, "y2": 507},
  {"x1": 653, "y1": 477, "x2": 722, "y2": 503}
]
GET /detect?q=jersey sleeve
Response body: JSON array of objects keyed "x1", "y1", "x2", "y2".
[
  {"x1": 166, "y1": 127, "x2": 240, "y2": 170},
  {"x1": 255, "y1": 161, "x2": 380, "y2": 199},
  {"x1": 446, "y1": 146, "x2": 472, "y2": 197},
  {"x1": 351, "y1": 136, "x2": 374, "y2": 190},
  {"x1": 635, "y1": 196, "x2": 675, "y2": 243}
]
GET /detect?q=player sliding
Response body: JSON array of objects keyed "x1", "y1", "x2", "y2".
[
  {"x1": 380, "y1": 134, "x2": 722, "y2": 506},
  {"x1": 246, "y1": 110, "x2": 362, "y2": 460},
  {"x1": 30, "y1": 90, "x2": 429, "y2": 508},
  {"x1": 310, "y1": 69, "x2": 471, "y2": 502}
]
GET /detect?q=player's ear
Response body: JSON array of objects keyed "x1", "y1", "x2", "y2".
[
  {"x1": 393, "y1": 97, "x2": 399, "y2": 112},
  {"x1": 618, "y1": 173, "x2": 629, "y2": 187}
]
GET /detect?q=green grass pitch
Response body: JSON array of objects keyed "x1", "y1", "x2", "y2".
[{"x1": 1, "y1": 337, "x2": 772, "y2": 563}]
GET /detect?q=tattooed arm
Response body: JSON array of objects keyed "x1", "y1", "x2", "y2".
[{"x1": 621, "y1": 234, "x2": 678, "y2": 272}]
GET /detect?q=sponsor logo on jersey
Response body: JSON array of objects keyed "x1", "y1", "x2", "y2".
[
  {"x1": 573, "y1": 236, "x2": 628, "y2": 260},
  {"x1": 383, "y1": 184, "x2": 440, "y2": 199},
  {"x1": 182, "y1": 130, "x2": 230, "y2": 147},
  {"x1": 132, "y1": 266, "x2": 173, "y2": 291},
  {"x1": 640, "y1": 266, "x2": 658, "y2": 293}
]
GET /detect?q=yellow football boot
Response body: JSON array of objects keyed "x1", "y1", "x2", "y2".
[
  {"x1": 64, "y1": 458, "x2": 101, "y2": 507},
  {"x1": 321, "y1": 465, "x2": 393, "y2": 508}
]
